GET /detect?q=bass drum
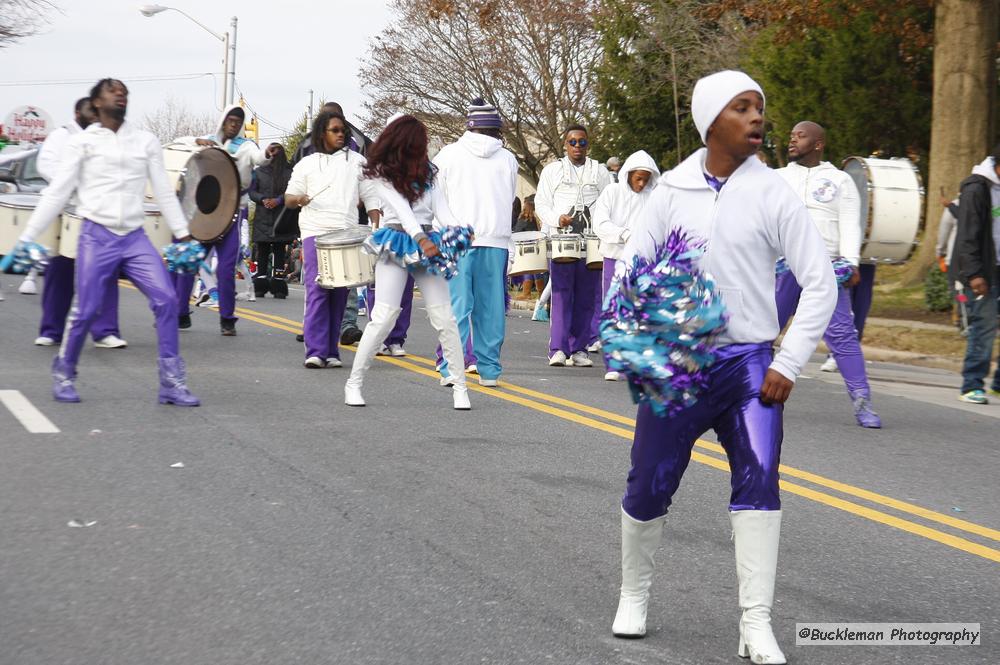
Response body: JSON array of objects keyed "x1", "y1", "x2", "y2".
[
  {"x1": 0, "y1": 194, "x2": 59, "y2": 259},
  {"x1": 159, "y1": 143, "x2": 240, "y2": 244},
  {"x1": 842, "y1": 156, "x2": 924, "y2": 264}
]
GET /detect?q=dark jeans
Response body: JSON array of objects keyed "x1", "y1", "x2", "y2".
[
  {"x1": 960, "y1": 266, "x2": 1000, "y2": 394},
  {"x1": 254, "y1": 242, "x2": 288, "y2": 294}
]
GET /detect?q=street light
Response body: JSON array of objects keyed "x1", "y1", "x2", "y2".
[{"x1": 138, "y1": 5, "x2": 238, "y2": 110}]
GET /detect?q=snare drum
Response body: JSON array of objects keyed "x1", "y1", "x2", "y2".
[
  {"x1": 58, "y1": 207, "x2": 84, "y2": 259},
  {"x1": 142, "y1": 202, "x2": 173, "y2": 250},
  {"x1": 842, "y1": 156, "x2": 924, "y2": 264},
  {"x1": 550, "y1": 232, "x2": 584, "y2": 263},
  {"x1": 584, "y1": 232, "x2": 602, "y2": 270},
  {"x1": 315, "y1": 228, "x2": 374, "y2": 289},
  {"x1": 0, "y1": 194, "x2": 58, "y2": 258},
  {"x1": 510, "y1": 231, "x2": 548, "y2": 276}
]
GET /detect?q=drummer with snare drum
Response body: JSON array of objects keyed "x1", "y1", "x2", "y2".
[
  {"x1": 284, "y1": 109, "x2": 380, "y2": 369},
  {"x1": 775, "y1": 120, "x2": 881, "y2": 429},
  {"x1": 534, "y1": 123, "x2": 612, "y2": 368}
]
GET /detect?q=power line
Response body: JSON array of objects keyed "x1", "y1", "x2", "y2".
[
  {"x1": 233, "y1": 80, "x2": 293, "y2": 135},
  {"x1": 0, "y1": 73, "x2": 217, "y2": 87}
]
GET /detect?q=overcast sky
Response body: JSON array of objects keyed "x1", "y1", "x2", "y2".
[{"x1": 0, "y1": 0, "x2": 394, "y2": 140}]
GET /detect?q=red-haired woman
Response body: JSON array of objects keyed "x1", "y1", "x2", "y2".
[{"x1": 344, "y1": 115, "x2": 471, "y2": 410}]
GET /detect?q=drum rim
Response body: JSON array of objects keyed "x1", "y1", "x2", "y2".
[
  {"x1": 0, "y1": 194, "x2": 42, "y2": 208},
  {"x1": 315, "y1": 229, "x2": 371, "y2": 247}
]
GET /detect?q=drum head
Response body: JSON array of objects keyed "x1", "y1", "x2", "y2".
[
  {"x1": 316, "y1": 227, "x2": 371, "y2": 247},
  {"x1": 512, "y1": 230, "x2": 545, "y2": 242},
  {"x1": 182, "y1": 147, "x2": 240, "y2": 244}
]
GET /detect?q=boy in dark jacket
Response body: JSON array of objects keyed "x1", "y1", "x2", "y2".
[
  {"x1": 950, "y1": 145, "x2": 1000, "y2": 403},
  {"x1": 248, "y1": 144, "x2": 296, "y2": 298}
]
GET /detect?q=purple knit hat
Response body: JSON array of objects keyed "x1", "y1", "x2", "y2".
[{"x1": 466, "y1": 97, "x2": 503, "y2": 130}]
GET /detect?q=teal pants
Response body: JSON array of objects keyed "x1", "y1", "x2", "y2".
[{"x1": 440, "y1": 247, "x2": 509, "y2": 381}]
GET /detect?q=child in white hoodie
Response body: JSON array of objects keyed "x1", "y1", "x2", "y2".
[
  {"x1": 591, "y1": 150, "x2": 660, "y2": 380},
  {"x1": 610, "y1": 71, "x2": 835, "y2": 665}
]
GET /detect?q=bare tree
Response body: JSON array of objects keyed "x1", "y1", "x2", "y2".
[
  {"x1": 139, "y1": 97, "x2": 216, "y2": 145},
  {"x1": 360, "y1": 0, "x2": 601, "y2": 184},
  {"x1": 1, "y1": 0, "x2": 57, "y2": 47}
]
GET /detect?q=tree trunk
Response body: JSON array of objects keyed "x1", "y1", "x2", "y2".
[{"x1": 900, "y1": 0, "x2": 998, "y2": 286}]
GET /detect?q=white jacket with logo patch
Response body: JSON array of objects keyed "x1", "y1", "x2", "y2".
[{"x1": 776, "y1": 161, "x2": 862, "y2": 265}]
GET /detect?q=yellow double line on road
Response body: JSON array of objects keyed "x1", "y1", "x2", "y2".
[{"x1": 158, "y1": 293, "x2": 1000, "y2": 564}]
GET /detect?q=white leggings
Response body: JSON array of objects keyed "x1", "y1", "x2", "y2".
[{"x1": 373, "y1": 259, "x2": 451, "y2": 309}]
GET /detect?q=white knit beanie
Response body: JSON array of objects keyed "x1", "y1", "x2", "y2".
[{"x1": 691, "y1": 70, "x2": 765, "y2": 145}]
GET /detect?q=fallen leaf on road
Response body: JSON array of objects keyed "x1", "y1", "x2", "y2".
[{"x1": 170, "y1": 462, "x2": 185, "y2": 469}]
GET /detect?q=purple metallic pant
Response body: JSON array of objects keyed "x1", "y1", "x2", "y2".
[
  {"x1": 851, "y1": 263, "x2": 876, "y2": 340},
  {"x1": 775, "y1": 271, "x2": 871, "y2": 396},
  {"x1": 367, "y1": 273, "x2": 414, "y2": 346},
  {"x1": 622, "y1": 343, "x2": 782, "y2": 521},
  {"x1": 549, "y1": 259, "x2": 601, "y2": 355},
  {"x1": 39, "y1": 255, "x2": 120, "y2": 341},
  {"x1": 59, "y1": 221, "x2": 179, "y2": 368},
  {"x1": 170, "y1": 208, "x2": 243, "y2": 322},
  {"x1": 302, "y1": 236, "x2": 348, "y2": 360}
]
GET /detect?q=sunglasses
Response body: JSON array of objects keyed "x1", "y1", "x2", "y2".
[
  {"x1": 567, "y1": 138, "x2": 589, "y2": 147},
  {"x1": 326, "y1": 127, "x2": 347, "y2": 134}
]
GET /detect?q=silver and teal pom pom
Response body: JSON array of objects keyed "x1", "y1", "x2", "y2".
[{"x1": 163, "y1": 240, "x2": 208, "y2": 274}]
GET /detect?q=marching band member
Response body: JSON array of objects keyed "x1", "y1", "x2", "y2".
[
  {"x1": 33, "y1": 97, "x2": 127, "y2": 350},
  {"x1": 345, "y1": 115, "x2": 471, "y2": 410},
  {"x1": 535, "y1": 124, "x2": 612, "y2": 367},
  {"x1": 611, "y1": 71, "x2": 835, "y2": 665},
  {"x1": 284, "y1": 110, "x2": 380, "y2": 369},
  {"x1": 12, "y1": 78, "x2": 200, "y2": 405},
  {"x1": 591, "y1": 149, "x2": 659, "y2": 381},
  {"x1": 175, "y1": 104, "x2": 275, "y2": 335},
  {"x1": 433, "y1": 98, "x2": 519, "y2": 386},
  {"x1": 776, "y1": 120, "x2": 881, "y2": 428}
]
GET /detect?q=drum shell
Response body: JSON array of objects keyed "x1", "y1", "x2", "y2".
[
  {"x1": 510, "y1": 231, "x2": 548, "y2": 276},
  {"x1": 315, "y1": 230, "x2": 374, "y2": 289},
  {"x1": 58, "y1": 209, "x2": 84, "y2": 259},
  {"x1": 584, "y1": 233, "x2": 602, "y2": 270},
  {"x1": 550, "y1": 233, "x2": 584, "y2": 264},
  {"x1": 142, "y1": 203, "x2": 173, "y2": 250},
  {"x1": 843, "y1": 156, "x2": 924, "y2": 264},
  {"x1": 0, "y1": 193, "x2": 58, "y2": 257}
]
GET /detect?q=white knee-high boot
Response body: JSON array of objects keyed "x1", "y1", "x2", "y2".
[
  {"x1": 426, "y1": 303, "x2": 471, "y2": 410},
  {"x1": 731, "y1": 510, "x2": 786, "y2": 664},
  {"x1": 345, "y1": 302, "x2": 402, "y2": 406},
  {"x1": 612, "y1": 507, "x2": 665, "y2": 638}
]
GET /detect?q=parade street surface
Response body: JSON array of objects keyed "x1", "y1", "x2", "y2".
[{"x1": 1, "y1": 277, "x2": 997, "y2": 665}]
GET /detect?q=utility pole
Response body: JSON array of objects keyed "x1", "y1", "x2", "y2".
[
  {"x1": 227, "y1": 16, "x2": 238, "y2": 105},
  {"x1": 307, "y1": 89, "x2": 314, "y2": 128}
]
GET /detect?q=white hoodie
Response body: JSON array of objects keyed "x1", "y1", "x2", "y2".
[
  {"x1": 591, "y1": 150, "x2": 659, "y2": 259},
  {"x1": 433, "y1": 131, "x2": 519, "y2": 249},
  {"x1": 535, "y1": 156, "x2": 612, "y2": 235},
  {"x1": 179, "y1": 104, "x2": 269, "y2": 206},
  {"x1": 776, "y1": 161, "x2": 862, "y2": 265},
  {"x1": 623, "y1": 148, "x2": 836, "y2": 383},
  {"x1": 285, "y1": 148, "x2": 379, "y2": 240}
]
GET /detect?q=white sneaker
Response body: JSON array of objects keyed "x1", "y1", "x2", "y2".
[
  {"x1": 247, "y1": 292, "x2": 256, "y2": 302},
  {"x1": 570, "y1": 351, "x2": 593, "y2": 367},
  {"x1": 235, "y1": 292, "x2": 249, "y2": 301},
  {"x1": 325, "y1": 357, "x2": 343, "y2": 368},
  {"x1": 548, "y1": 351, "x2": 568, "y2": 366},
  {"x1": 604, "y1": 371, "x2": 620, "y2": 381},
  {"x1": 18, "y1": 278, "x2": 38, "y2": 295},
  {"x1": 34, "y1": 336, "x2": 56, "y2": 346},
  {"x1": 94, "y1": 335, "x2": 128, "y2": 349},
  {"x1": 440, "y1": 375, "x2": 456, "y2": 387},
  {"x1": 376, "y1": 344, "x2": 390, "y2": 356},
  {"x1": 388, "y1": 343, "x2": 407, "y2": 357},
  {"x1": 587, "y1": 340, "x2": 602, "y2": 353},
  {"x1": 304, "y1": 356, "x2": 325, "y2": 368},
  {"x1": 820, "y1": 356, "x2": 838, "y2": 373},
  {"x1": 466, "y1": 364, "x2": 478, "y2": 375},
  {"x1": 479, "y1": 377, "x2": 498, "y2": 387}
]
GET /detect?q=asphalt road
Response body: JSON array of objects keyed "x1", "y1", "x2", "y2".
[{"x1": 0, "y1": 275, "x2": 997, "y2": 665}]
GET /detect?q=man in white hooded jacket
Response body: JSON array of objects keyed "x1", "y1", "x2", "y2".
[
  {"x1": 433, "y1": 98, "x2": 519, "y2": 386},
  {"x1": 174, "y1": 104, "x2": 275, "y2": 335},
  {"x1": 610, "y1": 71, "x2": 835, "y2": 665},
  {"x1": 591, "y1": 149, "x2": 659, "y2": 380}
]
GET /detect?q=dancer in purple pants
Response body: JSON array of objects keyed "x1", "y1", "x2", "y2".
[
  {"x1": 33, "y1": 97, "x2": 124, "y2": 348},
  {"x1": 776, "y1": 120, "x2": 881, "y2": 428},
  {"x1": 610, "y1": 72, "x2": 835, "y2": 665},
  {"x1": 14, "y1": 79, "x2": 198, "y2": 406}
]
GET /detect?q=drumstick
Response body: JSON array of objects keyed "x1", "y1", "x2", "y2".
[{"x1": 305, "y1": 184, "x2": 331, "y2": 205}]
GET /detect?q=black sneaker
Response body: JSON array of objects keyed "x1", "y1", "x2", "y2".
[
  {"x1": 295, "y1": 333, "x2": 304, "y2": 342},
  {"x1": 220, "y1": 319, "x2": 237, "y2": 336},
  {"x1": 340, "y1": 326, "x2": 363, "y2": 345},
  {"x1": 178, "y1": 314, "x2": 192, "y2": 329}
]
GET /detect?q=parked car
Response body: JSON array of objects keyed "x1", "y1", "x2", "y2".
[{"x1": 0, "y1": 146, "x2": 46, "y2": 193}]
